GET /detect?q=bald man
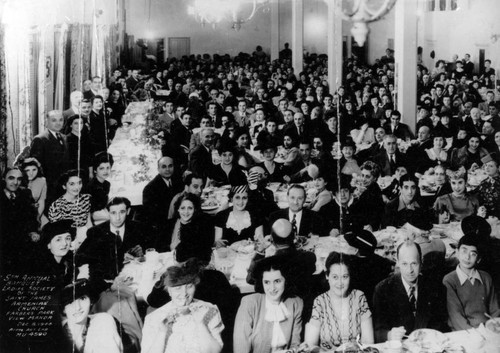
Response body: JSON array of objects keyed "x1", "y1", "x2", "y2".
[
  {"x1": 63, "y1": 90, "x2": 83, "y2": 121},
  {"x1": 30, "y1": 110, "x2": 71, "y2": 205},
  {"x1": 142, "y1": 156, "x2": 183, "y2": 233}
]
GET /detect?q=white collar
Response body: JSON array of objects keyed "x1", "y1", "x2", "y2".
[
  {"x1": 456, "y1": 265, "x2": 483, "y2": 285},
  {"x1": 110, "y1": 224, "x2": 125, "y2": 239},
  {"x1": 401, "y1": 276, "x2": 418, "y2": 299}
]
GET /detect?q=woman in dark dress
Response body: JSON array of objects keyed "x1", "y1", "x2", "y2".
[
  {"x1": 214, "y1": 185, "x2": 264, "y2": 246},
  {"x1": 255, "y1": 142, "x2": 285, "y2": 183},
  {"x1": 161, "y1": 193, "x2": 215, "y2": 264},
  {"x1": 89, "y1": 95, "x2": 109, "y2": 154},
  {"x1": 450, "y1": 132, "x2": 490, "y2": 169},
  {"x1": 66, "y1": 115, "x2": 93, "y2": 179},
  {"x1": 210, "y1": 141, "x2": 247, "y2": 187}
]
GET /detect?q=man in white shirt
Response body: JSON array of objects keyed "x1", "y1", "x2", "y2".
[{"x1": 268, "y1": 184, "x2": 326, "y2": 236}]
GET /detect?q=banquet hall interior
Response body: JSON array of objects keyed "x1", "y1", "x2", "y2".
[{"x1": 1, "y1": 0, "x2": 500, "y2": 353}]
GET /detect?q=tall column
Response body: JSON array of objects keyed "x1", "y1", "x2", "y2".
[
  {"x1": 291, "y1": 0, "x2": 303, "y2": 75},
  {"x1": 327, "y1": 0, "x2": 343, "y2": 94},
  {"x1": 270, "y1": 0, "x2": 280, "y2": 61},
  {"x1": 395, "y1": 0, "x2": 418, "y2": 134}
]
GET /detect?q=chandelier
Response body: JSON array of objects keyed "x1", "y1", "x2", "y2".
[
  {"x1": 187, "y1": 0, "x2": 268, "y2": 30},
  {"x1": 340, "y1": 0, "x2": 397, "y2": 46}
]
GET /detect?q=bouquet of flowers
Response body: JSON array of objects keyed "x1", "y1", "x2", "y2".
[{"x1": 140, "y1": 114, "x2": 168, "y2": 149}]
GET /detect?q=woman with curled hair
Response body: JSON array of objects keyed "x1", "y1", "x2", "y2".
[
  {"x1": 234, "y1": 256, "x2": 303, "y2": 353},
  {"x1": 214, "y1": 184, "x2": 264, "y2": 246},
  {"x1": 348, "y1": 161, "x2": 385, "y2": 231},
  {"x1": 304, "y1": 252, "x2": 373, "y2": 351},
  {"x1": 21, "y1": 157, "x2": 48, "y2": 225},
  {"x1": 141, "y1": 261, "x2": 224, "y2": 353},
  {"x1": 161, "y1": 193, "x2": 214, "y2": 264},
  {"x1": 48, "y1": 169, "x2": 92, "y2": 249}
]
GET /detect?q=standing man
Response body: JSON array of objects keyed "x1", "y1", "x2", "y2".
[
  {"x1": 30, "y1": 110, "x2": 71, "y2": 206},
  {"x1": 63, "y1": 90, "x2": 83, "y2": 121}
]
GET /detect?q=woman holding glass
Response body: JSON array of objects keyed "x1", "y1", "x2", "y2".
[
  {"x1": 214, "y1": 184, "x2": 264, "y2": 246},
  {"x1": 141, "y1": 261, "x2": 224, "y2": 353},
  {"x1": 303, "y1": 252, "x2": 374, "y2": 351},
  {"x1": 234, "y1": 256, "x2": 303, "y2": 353}
]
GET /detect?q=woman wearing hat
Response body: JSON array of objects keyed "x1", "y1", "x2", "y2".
[
  {"x1": 141, "y1": 262, "x2": 224, "y2": 353},
  {"x1": 255, "y1": 142, "x2": 285, "y2": 183},
  {"x1": 214, "y1": 184, "x2": 264, "y2": 246},
  {"x1": 306, "y1": 165, "x2": 333, "y2": 213},
  {"x1": 234, "y1": 256, "x2": 303, "y2": 353},
  {"x1": 209, "y1": 140, "x2": 247, "y2": 187},
  {"x1": 339, "y1": 138, "x2": 362, "y2": 176},
  {"x1": 476, "y1": 155, "x2": 500, "y2": 218},
  {"x1": 32, "y1": 220, "x2": 77, "y2": 284},
  {"x1": 421, "y1": 130, "x2": 449, "y2": 171},
  {"x1": 60, "y1": 280, "x2": 128, "y2": 353}
]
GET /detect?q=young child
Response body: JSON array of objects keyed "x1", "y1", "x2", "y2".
[
  {"x1": 442, "y1": 233, "x2": 500, "y2": 331},
  {"x1": 87, "y1": 152, "x2": 114, "y2": 225}
]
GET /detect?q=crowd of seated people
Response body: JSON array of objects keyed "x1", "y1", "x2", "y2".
[{"x1": 1, "y1": 47, "x2": 500, "y2": 353}]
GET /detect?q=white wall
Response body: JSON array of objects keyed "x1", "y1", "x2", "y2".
[
  {"x1": 125, "y1": 0, "x2": 272, "y2": 57},
  {"x1": 418, "y1": 0, "x2": 500, "y2": 72}
]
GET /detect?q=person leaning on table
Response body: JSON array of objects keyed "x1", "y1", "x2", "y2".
[{"x1": 372, "y1": 240, "x2": 447, "y2": 343}]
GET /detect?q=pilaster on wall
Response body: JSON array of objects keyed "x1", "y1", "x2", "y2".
[
  {"x1": 395, "y1": 0, "x2": 418, "y2": 134},
  {"x1": 291, "y1": 0, "x2": 303, "y2": 76}
]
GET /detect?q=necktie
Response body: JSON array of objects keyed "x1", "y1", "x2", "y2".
[
  {"x1": 166, "y1": 179, "x2": 171, "y2": 188},
  {"x1": 9, "y1": 192, "x2": 15, "y2": 201},
  {"x1": 291, "y1": 214, "x2": 297, "y2": 237},
  {"x1": 389, "y1": 155, "x2": 396, "y2": 173},
  {"x1": 56, "y1": 133, "x2": 63, "y2": 145},
  {"x1": 409, "y1": 286, "x2": 416, "y2": 315}
]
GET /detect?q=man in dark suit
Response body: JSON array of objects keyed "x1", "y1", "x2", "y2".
[
  {"x1": 372, "y1": 134, "x2": 407, "y2": 176},
  {"x1": 77, "y1": 197, "x2": 152, "y2": 298},
  {"x1": 143, "y1": 156, "x2": 183, "y2": 234},
  {"x1": 76, "y1": 197, "x2": 150, "y2": 350},
  {"x1": 0, "y1": 168, "x2": 39, "y2": 273},
  {"x1": 405, "y1": 125, "x2": 432, "y2": 174},
  {"x1": 383, "y1": 110, "x2": 414, "y2": 141},
  {"x1": 268, "y1": 184, "x2": 326, "y2": 236},
  {"x1": 373, "y1": 240, "x2": 446, "y2": 343},
  {"x1": 284, "y1": 112, "x2": 310, "y2": 142},
  {"x1": 30, "y1": 110, "x2": 71, "y2": 206},
  {"x1": 357, "y1": 127, "x2": 386, "y2": 164},
  {"x1": 188, "y1": 127, "x2": 215, "y2": 179}
]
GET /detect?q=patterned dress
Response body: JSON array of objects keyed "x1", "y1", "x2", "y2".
[
  {"x1": 476, "y1": 175, "x2": 500, "y2": 217},
  {"x1": 48, "y1": 194, "x2": 91, "y2": 227},
  {"x1": 310, "y1": 290, "x2": 371, "y2": 350}
]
